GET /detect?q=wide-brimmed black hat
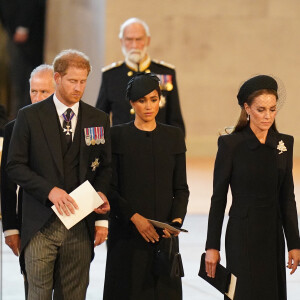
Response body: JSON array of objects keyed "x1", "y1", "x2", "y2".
[
  {"x1": 126, "y1": 73, "x2": 160, "y2": 102},
  {"x1": 237, "y1": 75, "x2": 278, "y2": 106}
]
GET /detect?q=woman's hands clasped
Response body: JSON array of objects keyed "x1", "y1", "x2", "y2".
[
  {"x1": 131, "y1": 213, "x2": 159, "y2": 243},
  {"x1": 205, "y1": 249, "x2": 220, "y2": 278}
]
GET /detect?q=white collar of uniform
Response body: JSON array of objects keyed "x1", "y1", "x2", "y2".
[
  {"x1": 125, "y1": 54, "x2": 151, "y2": 72},
  {"x1": 53, "y1": 94, "x2": 79, "y2": 117}
]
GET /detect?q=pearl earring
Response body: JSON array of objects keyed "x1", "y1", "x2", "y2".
[{"x1": 247, "y1": 114, "x2": 250, "y2": 121}]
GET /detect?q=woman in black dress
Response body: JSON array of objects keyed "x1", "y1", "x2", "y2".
[
  {"x1": 205, "y1": 75, "x2": 300, "y2": 300},
  {"x1": 103, "y1": 73, "x2": 189, "y2": 300}
]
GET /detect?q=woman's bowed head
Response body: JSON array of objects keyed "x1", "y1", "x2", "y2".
[
  {"x1": 126, "y1": 72, "x2": 161, "y2": 131},
  {"x1": 235, "y1": 75, "x2": 279, "y2": 143}
]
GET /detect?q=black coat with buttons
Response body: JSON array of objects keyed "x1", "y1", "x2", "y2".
[
  {"x1": 103, "y1": 122, "x2": 189, "y2": 300},
  {"x1": 206, "y1": 125, "x2": 300, "y2": 300}
]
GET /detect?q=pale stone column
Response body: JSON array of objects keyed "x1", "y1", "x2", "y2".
[{"x1": 44, "y1": 0, "x2": 106, "y2": 106}]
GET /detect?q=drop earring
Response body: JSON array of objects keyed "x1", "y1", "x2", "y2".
[{"x1": 247, "y1": 114, "x2": 250, "y2": 121}]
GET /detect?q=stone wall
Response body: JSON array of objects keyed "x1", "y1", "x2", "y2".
[
  {"x1": 45, "y1": 0, "x2": 106, "y2": 107},
  {"x1": 45, "y1": 0, "x2": 300, "y2": 156}
]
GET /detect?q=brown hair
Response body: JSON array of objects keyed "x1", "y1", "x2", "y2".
[
  {"x1": 53, "y1": 49, "x2": 91, "y2": 76},
  {"x1": 233, "y1": 89, "x2": 278, "y2": 133}
]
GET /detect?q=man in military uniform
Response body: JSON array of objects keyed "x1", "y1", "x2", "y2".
[{"x1": 95, "y1": 17, "x2": 185, "y2": 135}]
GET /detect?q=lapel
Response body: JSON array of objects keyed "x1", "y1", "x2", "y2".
[
  {"x1": 79, "y1": 101, "x2": 91, "y2": 182},
  {"x1": 244, "y1": 125, "x2": 278, "y2": 151},
  {"x1": 38, "y1": 97, "x2": 64, "y2": 178}
]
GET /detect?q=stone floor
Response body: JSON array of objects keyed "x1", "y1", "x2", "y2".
[
  {"x1": 1, "y1": 214, "x2": 300, "y2": 300},
  {"x1": 1, "y1": 157, "x2": 300, "y2": 299}
]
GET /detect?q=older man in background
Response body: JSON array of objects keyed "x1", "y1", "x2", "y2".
[
  {"x1": 1, "y1": 64, "x2": 55, "y2": 298},
  {"x1": 96, "y1": 17, "x2": 186, "y2": 135}
]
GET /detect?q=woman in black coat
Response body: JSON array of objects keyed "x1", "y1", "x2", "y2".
[
  {"x1": 205, "y1": 75, "x2": 300, "y2": 300},
  {"x1": 103, "y1": 73, "x2": 189, "y2": 300}
]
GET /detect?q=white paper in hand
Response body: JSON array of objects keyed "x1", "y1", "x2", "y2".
[{"x1": 51, "y1": 180, "x2": 104, "y2": 229}]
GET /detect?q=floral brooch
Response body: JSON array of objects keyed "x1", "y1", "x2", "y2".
[{"x1": 277, "y1": 140, "x2": 287, "y2": 154}]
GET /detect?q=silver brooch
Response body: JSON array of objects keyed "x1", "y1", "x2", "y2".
[{"x1": 277, "y1": 140, "x2": 287, "y2": 154}]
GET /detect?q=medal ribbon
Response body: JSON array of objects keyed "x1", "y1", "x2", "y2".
[
  {"x1": 62, "y1": 110, "x2": 75, "y2": 123},
  {"x1": 100, "y1": 127, "x2": 104, "y2": 140}
]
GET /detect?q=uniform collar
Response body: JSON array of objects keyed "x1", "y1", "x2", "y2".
[
  {"x1": 244, "y1": 125, "x2": 278, "y2": 150},
  {"x1": 125, "y1": 55, "x2": 151, "y2": 72}
]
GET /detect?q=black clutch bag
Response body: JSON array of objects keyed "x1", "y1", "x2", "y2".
[
  {"x1": 153, "y1": 236, "x2": 184, "y2": 278},
  {"x1": 198, "y1": 252, "x2": 234, "y2": 295}
]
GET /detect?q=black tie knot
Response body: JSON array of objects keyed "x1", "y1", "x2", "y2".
[{"x1": 65, "y1": 108, "x2": 73, "y2": 121}]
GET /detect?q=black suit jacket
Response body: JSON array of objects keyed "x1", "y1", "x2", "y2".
[
  {"x1": 6, "y1": 96, "x2": 112, "y2": 254},
  {"x1": 1, "y1": 120, "x2": 23, "y2": 232}
]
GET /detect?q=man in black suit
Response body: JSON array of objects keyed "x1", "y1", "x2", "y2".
[
  {"x1": 95, "y1": 17, "x2": 186, "y2": 135},
  {"x1": 0, "y1": 0, "x2": 46, "y2": 116},
  {"x1": 1, "y1": 64, "x2": 54, "y2": 298},
  {"x1": 6, "y1": 49, "x2": 111, "y2": 300},
  {"x1": 1, "y1": 64, "x2": 55, "y2": 255}
]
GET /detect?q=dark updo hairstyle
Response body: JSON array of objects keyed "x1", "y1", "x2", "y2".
[
  {"x1": 126, "y1": 72, "x2": 161, "y2": 102},
  {"x1": 233, "y1": 75, "x2": 279, "y2": 133}
]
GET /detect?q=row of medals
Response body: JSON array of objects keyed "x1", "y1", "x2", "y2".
[{"x1": 85, "y1": 136, "x2": 105, "y2": 146}]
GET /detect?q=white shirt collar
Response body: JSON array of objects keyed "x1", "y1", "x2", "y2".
[{"x1": 53, "y1": 94, "x2": 80, "y2": 117}]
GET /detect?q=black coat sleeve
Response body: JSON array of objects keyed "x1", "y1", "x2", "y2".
[
  {"x1": 92, "y1": 113, "x2": 112, "y2": 196},
  {"x1": 108, "y1": 127, "x2": 135, "y2": 222},
  {"x1": 0, "y1": 121, "x2": 20, "y2": 231},
  {"x1": 95, "y1": 72, "x2": 111, "y2": 114},
  {"x1": 205, "y1": 135, "x2": 232, "y2": 250},
  {"x1": 170, "y1": 132, "x2": 189, "y2": 221},
  {"x1": 6, "y1": 109, "x2": 54, "y2": 203},
  {"x1": 279, "y1": 136, "x2": 300, "y2": 250},
  {"x1": 108, "y1": 152, "x2": 136, "y2": 222}
]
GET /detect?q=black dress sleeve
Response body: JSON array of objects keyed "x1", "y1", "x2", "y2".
[
  {"x1": 108, "y1": 127, "x2": 136, "y2": 222},
  {"x1": 171, "y1": 152, "x2": 189, "y2": 221},
  {"x1": 279, "y1": 136, "x2": 300, "y2": 250},
  {"x1": 205, "y1": 135, "x2": 233, "y2": 251},
  {"x1": 170, "y1": 129, "x2": 189, "y2": 220}
]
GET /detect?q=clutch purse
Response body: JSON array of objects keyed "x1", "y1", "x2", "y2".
[
  {"x1": 198, "y1": 253, "x2": 237, "y2": 299},
  {"x1": 153, "y1": 236, "x2": 184, "y2": 278}
]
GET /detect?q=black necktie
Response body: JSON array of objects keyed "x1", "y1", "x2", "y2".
[{"x1": 63, "y1": 108, "x2": 73, "y2": 149}]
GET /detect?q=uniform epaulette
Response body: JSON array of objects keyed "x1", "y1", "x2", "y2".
[
  {"x1": 101, "y1": 61, "x2": 124, "y2": 72},
  {"x1": 152, "y1": 59, "x2": 175, "y2": 69}
]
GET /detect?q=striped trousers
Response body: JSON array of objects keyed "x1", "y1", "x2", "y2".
[{"x1": 24, "y1": 215, "x2": 91, "y2": 300}]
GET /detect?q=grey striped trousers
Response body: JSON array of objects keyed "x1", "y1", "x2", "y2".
[{"x1": 25, "y1": 215, "x2": 92, "y2": 300}]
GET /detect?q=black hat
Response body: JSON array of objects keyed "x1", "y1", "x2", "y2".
[
  {"x1": 237, "y1": 75, "x2": 278, "y2": 106},
  {"x1": 126, "y1": 73, "x2": 160, "y2": 102}
]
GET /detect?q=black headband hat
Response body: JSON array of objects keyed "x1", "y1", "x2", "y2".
[
  {"x1": 126, "y1": 72, "x2": 160, "y2": 102},
  {"x1": 237, "y1": 75, "x2": 278, "y2": 107}
]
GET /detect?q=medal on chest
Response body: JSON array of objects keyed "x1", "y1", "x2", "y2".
[
  {"x1": 62, "y1": 110, "x2": 75, "y2": 136},
  {"x1": 84, "y1": 127, "x2": 105, "y2": 146}
]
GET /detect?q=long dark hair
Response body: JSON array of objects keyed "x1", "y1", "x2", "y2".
[{"x1": 233, "y1": 89, "x2": 278, "y2": 133}]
